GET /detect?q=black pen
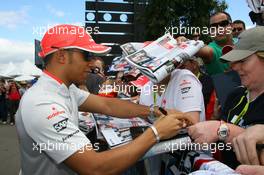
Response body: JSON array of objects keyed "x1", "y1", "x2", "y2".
[{"x1": 158, "y1": 107, "x2": 168, "y2": 115}]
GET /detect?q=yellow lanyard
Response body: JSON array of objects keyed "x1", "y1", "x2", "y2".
[
  {"x1": 227, "y1": 91, "x2": 250, "y2": 125},
  {"x1": 153, "y1": 91, "x2": 157, "y2": 106},
  {"x1": 196, "y1": 72, "x2": 201, "y2": 79},
  {"x1": 152, "y1": 89, "x2": 167, "y2": 108},
  {"x1": 234, "y1": 101, "x2": 249, "y2": 125}
]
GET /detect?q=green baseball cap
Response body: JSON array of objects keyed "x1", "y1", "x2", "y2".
[{"x1": 221, "y1": 26, "x2": 264, "y2": 62}]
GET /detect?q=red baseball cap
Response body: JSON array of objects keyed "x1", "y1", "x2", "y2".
[{"x1": 38, "y1": 24, "x2": 111, "y2": 58}]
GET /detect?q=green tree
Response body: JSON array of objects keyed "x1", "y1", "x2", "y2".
[{"x1": 140, "y1": 0, "x2": 228, "y2": 41}]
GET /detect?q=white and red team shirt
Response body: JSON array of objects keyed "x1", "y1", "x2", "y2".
[
  {"x1": 16, "y1": 71, "x2": 91, "y2": 175},
  {"x1": 140, "y1": 69, "x2": 205, "y2": 121}
]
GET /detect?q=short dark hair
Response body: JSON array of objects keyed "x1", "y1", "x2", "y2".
[
  {"x1": 210, "y1": 11, "x2": 232, "y2": 23},
  {"x1": 43, "y1": 48, "x2": 74, "y2": 66},
  {"x1": 233, "y1": 20, "x2": 246, "y2": 29},
  {"x1": 43, "y1": 53, "x2": 54, "y2": 68}
]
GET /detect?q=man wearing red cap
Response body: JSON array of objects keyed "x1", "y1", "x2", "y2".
[{"x1": 15, "y1": 24, "x2": 187, "y2": 175}]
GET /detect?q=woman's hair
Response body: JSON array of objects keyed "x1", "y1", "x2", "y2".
[
  {"x1": 257, "y1": 51, "x2": 264, "y2": 59},
  {"x1": 43, "y1": 53, "x2": 54, "y2": 68}
]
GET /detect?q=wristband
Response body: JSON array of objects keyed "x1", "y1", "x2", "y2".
[{"x1": 150, "y1": 125, "x2": 160, "y2": 143}]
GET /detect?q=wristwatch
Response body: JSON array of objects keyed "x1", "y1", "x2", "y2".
[
  {"x1": 217, "y1": 120, "x2": 230, "y2": 141},
  {"x1": 149, "y1": 104, "x2": 156, "y2": 117},
  {"x1": 149, "y1": 104, "x2": 158, "y2": 123}
]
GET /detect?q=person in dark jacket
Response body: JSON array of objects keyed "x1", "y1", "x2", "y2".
[{"x1": 0, "y1": 80, "x2": 8, "y2": 124}]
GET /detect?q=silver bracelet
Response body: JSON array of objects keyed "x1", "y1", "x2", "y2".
[{"x1": 150, "y1": 125, "x2": 160, "y2": 143}]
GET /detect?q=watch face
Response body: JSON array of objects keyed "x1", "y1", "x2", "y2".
[
  {"x1": 218, "y1": 124, "x2": 229, "y2": 140},
  {"x1": 219, "y1": 130, "x2": 227, "y2": 136}
]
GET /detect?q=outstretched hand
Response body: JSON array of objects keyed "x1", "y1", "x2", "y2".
[
  {"x1": 153, "y1": 111, "x2": 188, "y2": 140},
  {"x1": 187, "y1": 120, "x2": 219, "y2": 144}
]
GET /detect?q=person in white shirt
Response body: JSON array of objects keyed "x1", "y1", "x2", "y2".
[
  {"x1": 139, "y1": 67, "x2": 205, "y2": 175},
  {"x1": 140, "y1": 69, "x2": 205, "y2": 123},
  {"x1": 16, "y1": 24, "x2": 188, "y2": 175}
]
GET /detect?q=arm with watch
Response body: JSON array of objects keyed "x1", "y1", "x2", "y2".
[
  {"x1": 187, "y1": 120, "x2": 245, "y2": 144},
  {"x1": 188, "y1": 120, "x2": 264, "y2": 167}
]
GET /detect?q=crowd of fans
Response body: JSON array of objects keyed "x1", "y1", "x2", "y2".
[
  {"x1": 2, "y1": 0, "x2": 264, "y2": 174},
  {"x1": 77, "y1": 11, "x2": 264, "y2": 174},
  {"x1": 0, "y1": 80, "x2": 32, "y2": 125}
]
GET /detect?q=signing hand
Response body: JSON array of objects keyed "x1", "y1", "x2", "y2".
[{"x1": 154, "y1": 112, "x2": 188, "y2": 140}]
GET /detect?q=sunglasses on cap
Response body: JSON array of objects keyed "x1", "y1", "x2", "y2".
[
  {"x1": 210, "y1": 20, "x2": 230, "y2": 28},
  {"x1": 232, "y1": 27, "x2": 243, "y2": 32},
  {"x1": 51, "y1": 46, "x2": 91, "y2": 62}
]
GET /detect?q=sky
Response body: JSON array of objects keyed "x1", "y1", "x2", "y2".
[{"x1": 0, "y1": 0, "x2": 255, "y2": 68}]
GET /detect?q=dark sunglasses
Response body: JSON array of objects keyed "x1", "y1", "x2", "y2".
[
  {"x1": 51, "y1": 46, "x2": 91, "y2": 62},
  {"x1": 90, "y1": 67, "x2": 101, "y2": 74},
  {"x1": 210, "y1": 20, "x2": 230, "y2": 28},
  {"x1": 89, "y1": 67, "x2": 105, "y2": 77},
  {"x1": 232, "y1": 27, "x2": 243, "y2": 32},
  {"x1": 68, "y1": 49, "x2": 91, "y2": 62}
]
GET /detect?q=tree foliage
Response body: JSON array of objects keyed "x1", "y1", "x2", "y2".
[{"x1": 140, "y1": 0, "x2": 228, "y2": 40}]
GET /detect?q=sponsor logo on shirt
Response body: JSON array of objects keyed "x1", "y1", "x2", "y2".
[
  {"x1": 62, "y1": 130, "x2": 80, "y2": 142},
  {"x1": 180, "y1": 80, "x2": 191, "y2": 86},
  {"x1": 182, "y1": 96, "x2": 194, "y2": 99},
  {"x1": 162, "y1": 99, "x2": 166, "y2": 107},
  {"x1": 181, "y1": 87, "x2": 191, "y2": 94},
  {"x1": 53, "y1": 118, "x2": 68, "y2": 132},
  {"x1": 47, "y1": 107, "x2": 65, "y2": 120}
]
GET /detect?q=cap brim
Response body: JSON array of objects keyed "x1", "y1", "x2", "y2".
[
  {"x1": 79, "y1": 43, "x2": 112, "y2": 55},
  {"x1": 220, "y1": 50, "x2": 256, "y2": 62},
  {"x1": 38, "y1": 43, "x2": 112, "y2": 58}
]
